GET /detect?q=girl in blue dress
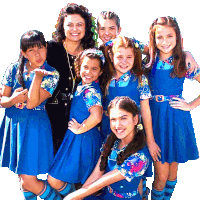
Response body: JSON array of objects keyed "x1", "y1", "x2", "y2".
[
  {"x1": 101, "y1": 36, "x2": 160, "y2": 200},
  {"x1": 146, "y1": 16, "x2": 200, "y2": 200},
  {"x1": 65, "y1": 96, "x2": 151, "y2": 200},
  {"x1": 101, "y1": 36, "x2": 161, "y2": 161},
  {"x1": 0, "y1": 30, "x2": 62, "y2": 199},
  {"x1": 47, "y1": 49, "x2": 105, "y2": 197}
]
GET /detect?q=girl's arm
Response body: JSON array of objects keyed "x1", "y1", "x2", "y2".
[
  {"x1": 82, "y1": 157, "x2": 105, "y2": 187},
  {"x1": 65, "y1": 168, "x2": 124, "y2": 200},
  {"x1": 1, "y1": 85, "x2": 28, "y2": 108},
  {"x1": 169, "y1": 74, "x2": 200, "y2": 110},
  {"x1": 68, "y1": 105, "x2": 103, "y2": 134},
  {"x1": 140, "y1": 99, "x2": 161, "y2": 161},
  {"x1": 185, "y1": 51, "x2": 199, "y2": 73},
  {"x1": 26, "y1": 69, "x2": 51, "y2": 109}
]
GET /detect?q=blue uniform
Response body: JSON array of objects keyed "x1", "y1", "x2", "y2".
[
  {"x1": 85, "y1": 140, "x2": 150, "y2": 200},
  {"x1": 0, "y1": 61, "x2": 59, "y2": 175},
  {"x1": 49, "y1": 80, "x2": 102, "y2": 184},
  {"x1": 149, "y1": 56, "x2": 200, "y2": 163},
  {"x1": 101, "y1": 71, "x2": 152, "y2": 141}
]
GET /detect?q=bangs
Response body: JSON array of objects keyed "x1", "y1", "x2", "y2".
[{"x1": 20, "y1": 30, "x2": 46, "y2": 52}]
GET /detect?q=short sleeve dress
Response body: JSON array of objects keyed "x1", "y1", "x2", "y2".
[
  {"x1": 149, "y1": 56, "x2": 200, "y2": 163},
  {"x1": 49, "y1": 80, "x2": 103, "y2": 184},
  {"x1": 0, "y1": 61, "x2": 59, "y2": 175},
  {"x1": 85, "y1": 140, "x2": 150, "y2": 200}
]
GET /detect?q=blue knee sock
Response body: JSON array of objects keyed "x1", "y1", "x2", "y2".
[
  {"x1": 23, "y1": 191, "x2": 37, "y2": 200},
  {"x1": 39, "y1": 181, "x2": 62, "y2": 200},
  {"x1": 142, "y1": 177, "x2": 150, "y2": 199},
  {"x1": 151, "y1": 187, "x2": 165, "y2": 200},
  {"x1": 164, "y1": 179, "x2": 177, "y2": 200},
  {"x1": 58, "y1": 182, "x2": 73, "y2": 196}
]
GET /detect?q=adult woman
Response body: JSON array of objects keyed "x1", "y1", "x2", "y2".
[{"x1": 46, "y1": 3, "x2": 96, "y2": 154}]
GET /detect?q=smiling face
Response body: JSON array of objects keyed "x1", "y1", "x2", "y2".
[
  {"x1": 112, "y1": 47, "x2": 134, "y2": 79},
  {"x1": 97, "y1": 16, "x2": 121, "y2": 44},
  {"x1": 80, "y1": 56, "x2": 102, "y2": 85},
  {"x1": 155, "y1": 25, "x2": 176, "y2": 60},
  {"x1": 21, "y1": 45, "x2": 47, "y2": 69},
  {"x1": 110, "y1": 107, "x2": 138, "y2": 142},
  {"x1": 64, "y1": 14, "x2": 86, "y2": 42}
]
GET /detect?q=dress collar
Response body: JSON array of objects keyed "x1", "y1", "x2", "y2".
[
  {"x1": 111, "y1": 71, "x2": 131, "y2": 82},
  {"x1": 75, "y1": 80, "x2": 99, "y2": 96},
  {"x1": 156, "y1": 51, "x2": 173, "y2": 65},
  {"x1": 160, "y1": 55, "x2": 173, "y2": 65}
]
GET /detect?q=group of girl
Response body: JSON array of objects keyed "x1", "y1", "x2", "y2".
[{"x1": 0, "y1": 3, "x2": 199, "y2": 200}]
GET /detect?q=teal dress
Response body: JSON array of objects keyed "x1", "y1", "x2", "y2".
[
  {"x1": 49, "y1": 80, "x2": 103, "y2": 184},
  {"x1": 0, "y1": 61, "x2": 59, "y2": 175},
  {"x1": 149, "y1": 56, "x2": 200, "y2": 163},
  {"x1": 85, "y1": 140, "x2": 150, "y2": 200}
]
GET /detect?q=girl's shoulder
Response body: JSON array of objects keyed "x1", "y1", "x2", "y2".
[
  {"x1": 7, "y1": 61, "x2": 19, "y2": 70},
  {"x1": 3, "y1": 62, "x2": 19, "y2": 75},
  {"x1": 118, "y1": 147, "x2": 150, "y2": 181}
]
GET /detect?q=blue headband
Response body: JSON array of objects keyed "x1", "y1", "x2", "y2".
[{"x1": 82, "y1": 49, "x2": 105, "y2": 65}]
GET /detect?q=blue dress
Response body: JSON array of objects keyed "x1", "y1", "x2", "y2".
[
  {"x1": 101, "y1": 71, "x2": 152, "y2": 141},
  {"x1": 85, "y1": 140, "x2": 150, "y2": 200},
  {"x1": 0, "y1": 61, "x2": 59, "y2": 175},
  {"x1": 49, "y1": 80, "x2": 103, "y2": 184},
  {"x1": 149, "y1": 56, "x2": 200, "y2": 163}
]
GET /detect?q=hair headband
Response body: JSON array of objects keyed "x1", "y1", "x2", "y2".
[
  {"x1": 104, "y1": 38, "x2": 139, "y2": 49},
  {"x1": 82, "y1": 49, "x2": 105, "y2": 65}
]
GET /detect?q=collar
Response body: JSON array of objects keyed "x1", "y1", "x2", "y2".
[
  {"x1": 156, "y1": 51, "x2": 173, "y2": 65},
  {"x1": 160, "y1": 55, "x2": 173, "y2": 65},
  {"x1": 111, "y1": 71, "x2": 131, "y2": 82},
  {"x1": 76, "y1": 80, "x2": 99, "y2": 96}
]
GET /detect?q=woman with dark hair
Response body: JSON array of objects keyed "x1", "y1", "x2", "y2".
[
  {"x1": 65, "y1": 96, "x2": 151, "y2": 200},
  {"x1": 46, "y1": 3, "x2": 96, "y2": 154}
]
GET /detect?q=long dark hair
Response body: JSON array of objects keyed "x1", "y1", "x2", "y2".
[
  {"x1": 52, "y1": 3, "x2": 95, "y2": 49},
  {"x1": 146, "y1": 16, "x2": 187, "y2": 78},
  {"x1": 18, "y1": 30, "x2": 46, "y2": 88},
  {"x1": 100, "y1": 96, "x2": 146, "y2": 171}
]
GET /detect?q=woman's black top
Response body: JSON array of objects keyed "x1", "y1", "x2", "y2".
[{"x1": 46, "y1": 40, "x2": 78, "y2": 154}]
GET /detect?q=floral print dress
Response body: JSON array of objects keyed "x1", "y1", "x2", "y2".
[
  {"x1": 85, "y1": 140, "x2": 150, "y2": 200},
  {"x1": 49, "y1": 80, "x2": 103, "y2": 184},
  {"x1": 0, "y1": 61, "x2": 59, "y2": 175}
]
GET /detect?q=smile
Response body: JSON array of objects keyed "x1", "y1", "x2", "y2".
[
  {"x1": 115, "y1": 129, "x2": 125, "y2": 134},
  {"x1": 119, "y1": 65, "x2": 129, "y2": 69},
  {"x1": 84, "y1": 75, "x2": 92, "y2": 79},
  {"x1": 161, "y1": 45, "x2": 171, "y2": 49},
  {"x1": 71, "y1": 33, "x2": 79, "y2": 36}
]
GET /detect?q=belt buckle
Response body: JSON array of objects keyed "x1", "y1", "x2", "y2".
[{"x1": 155, "y1": 95, "x2": 164, "y2": 102}]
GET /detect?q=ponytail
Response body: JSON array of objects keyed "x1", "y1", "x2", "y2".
[{"x1": 17, "y1": 54, "x2": 26, "y2": 89}]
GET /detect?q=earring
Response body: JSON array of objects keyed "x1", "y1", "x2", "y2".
[{"x1": 136, "y1": 123, "x2": 143, "y2": 131}]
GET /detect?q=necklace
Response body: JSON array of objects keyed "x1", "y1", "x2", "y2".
[
  {"x1": 66, "y1": 51, "x2": 76, "y2": 100},
  {"x1": 63, "y1": 40, "x2": 83, "y2": 56}
]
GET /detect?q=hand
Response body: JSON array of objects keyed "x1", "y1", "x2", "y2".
[
  {"x1": 169, "y1": 97, "x2": 193, "y2": 111},
  {"x1": 147, "y1": 141, "x2": 161, "y2": 162},
  {"x1": 185, "y1": 51, "x2": 199, "y2": 74},
  {"x1": 68, "y1": 118, "x2": 82, "y2": 134},
  {"x1": 12, "y1": 87, "x2": 28, "y2": 104},
  {"x1": 33, "y1": 68, "x2": 52, "y2": 78}
]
